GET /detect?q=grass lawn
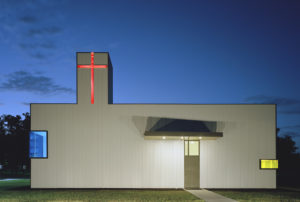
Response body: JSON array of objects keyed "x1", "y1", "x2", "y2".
[
  {"x1": 0, "y1": 179, "x2": 202, "y2": 201},
  {"x1": 213, "y1": 189, "x2": 300, "y2": 202}
]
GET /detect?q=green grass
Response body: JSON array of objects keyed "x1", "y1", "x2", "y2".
[
  {"x1": 0, "y1": 179, "x2": 202, "y2": 201},
  {"x1": 3, "y1": 180, "x2": 300, "y2": 202},
  {"x1": 213, "y1": 189, "x2": 300, "y2": 202}
]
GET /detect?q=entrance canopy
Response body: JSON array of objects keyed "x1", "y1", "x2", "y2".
[{"x1": 144, "y1": 117, "x2": 223, "y2": 140}]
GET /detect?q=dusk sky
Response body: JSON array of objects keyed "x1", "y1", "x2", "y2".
[{"x1": 0, "y1": 0, "x2": 299, "y2": 151}]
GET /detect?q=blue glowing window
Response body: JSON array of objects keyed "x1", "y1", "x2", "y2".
[{"x1": 29, "y1": 131, "x2": 48, "y2": 158}]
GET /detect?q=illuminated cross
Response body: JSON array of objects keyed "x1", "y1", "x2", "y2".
[{"x1": 77, "y1": 52, "x2": 108, "y2": 104}]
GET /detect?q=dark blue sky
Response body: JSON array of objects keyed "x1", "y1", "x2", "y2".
[{"x1": 0, "y1": 0, "x2": 300, "y2": 151}]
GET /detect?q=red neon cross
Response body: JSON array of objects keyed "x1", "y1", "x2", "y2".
[{"x1": 77, "y1": 52, "x2": 108, "y2": 104}]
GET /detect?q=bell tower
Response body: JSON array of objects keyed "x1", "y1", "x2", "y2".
[{"x1": 76, "y1": 52, "x2": 113, "y2": 105}]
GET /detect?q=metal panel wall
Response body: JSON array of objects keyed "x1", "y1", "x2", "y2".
[
  {"x1": 31, "y1": 53, "x2": 276, "y2": 188},
  {"x1": 31, "y1": 103, "x2": 276, "y2": 188}
]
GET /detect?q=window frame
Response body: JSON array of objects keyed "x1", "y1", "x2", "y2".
[{"x1": 29, "y1": 130, "x2": 48, "y2": 159}]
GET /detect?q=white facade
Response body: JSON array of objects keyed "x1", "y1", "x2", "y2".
[{"x1": 30, "y1": 52, "x2": 276, "y2": 188}]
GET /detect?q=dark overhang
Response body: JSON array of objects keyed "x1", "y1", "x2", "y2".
[{"x1": 144, "y1": 118, "x2": 223, "y2": 140}]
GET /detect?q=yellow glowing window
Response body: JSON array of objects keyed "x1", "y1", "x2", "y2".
[
  {"x1": 260, "y1": 160, "x2": 278, "y2": 169},
  {"x1": 189, "y1": 141, "x2": 199, "y2": 156},
  {"x1": 184, "y1": 141, "x2": 188, "y2": 156},
  {"x1": 184, "y1": 141, "x2": 199, "y2": 156}
]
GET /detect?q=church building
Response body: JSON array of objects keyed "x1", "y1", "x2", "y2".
[{"x1": 30, "y1": 52, "x2": 277, "y2": 189}]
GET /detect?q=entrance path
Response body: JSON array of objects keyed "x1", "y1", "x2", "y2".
[{"x1": 186, "y1": 189, "x2": 237, "y2": 202}]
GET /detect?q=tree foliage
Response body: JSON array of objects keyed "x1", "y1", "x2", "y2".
[
  {"x1": 0, "y1": 113, "x2": 30, "y2": 174},
  {"x1": 277, "y1": 134, "x2": 300, "y2": 187}
]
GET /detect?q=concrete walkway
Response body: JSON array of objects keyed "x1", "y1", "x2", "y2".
[{"x1": 186, "y1": 189, "x2": 237, "y2": 202}]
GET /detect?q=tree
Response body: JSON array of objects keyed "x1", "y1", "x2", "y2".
[
  {"x1": 0, "y1": 113, "x2": 30, "y2": 176},
  {"x1": 277, "y1": 134, "x2": 300, "y2": 187},
  {"x1": 20, "y1": 113, "x2": 30, "y2": 169},
  {"x1": 0, "y1": 116, "x2": 6, "y2": 166}
]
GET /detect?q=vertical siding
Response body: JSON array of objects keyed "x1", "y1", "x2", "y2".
[
  {"x1": 31, "y1": 62, "x2": 276, "y2": 188},
  {"x1": 31, "y1": 104, "x2": 275, "y2": 188},
  {"x1": 199, "y1": 108, "x2": 276, "y2": 188}
]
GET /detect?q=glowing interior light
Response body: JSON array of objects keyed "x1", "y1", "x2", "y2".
[
  {"x1": 184, "y1": 141, "x2": 188, "y2": 156},
  {"x1": 162, "y1": 136, "x2": 166, "y2": 140},
  {"x1": 189, "y1": 141, "x2": 199, "y2": 156},
  {"x1": 29, "y1": 131, "x2": 48, "y2": 158},
  {"x1": 181, "y1": 136, "x2": 184, "y2": 139},
  {"x1": 260, "y1": 159, "x2": 278, "y2": 169},
  {"x1": 199, "y1": 137, "x2": 202, "y2": 139}
]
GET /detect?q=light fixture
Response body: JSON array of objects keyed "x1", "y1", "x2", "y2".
[
  {"x1": 199, "y1": 137, "x2": 202, "y2": 139},
  {"x1": 162, "y1": 136, "x2": 166, "y2": 140},
  {"x1": 181, "y1": 136, "x2": 184, "y2": 140}
]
